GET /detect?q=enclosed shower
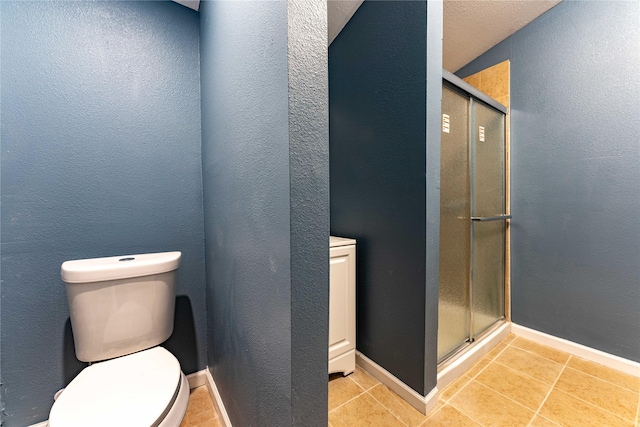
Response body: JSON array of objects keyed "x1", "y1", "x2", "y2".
[{"x1": 438, "y1": 71, "x2": 509, "y2": 364}]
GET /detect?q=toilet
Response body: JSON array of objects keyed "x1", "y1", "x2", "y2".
[{"x1": 48, "y1": 251, "x2": 189, "y2": 427}]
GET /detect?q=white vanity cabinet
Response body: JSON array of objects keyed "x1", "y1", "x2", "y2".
[{"x1": 329, "y1": 236, "x2": 356, "y2": 375}]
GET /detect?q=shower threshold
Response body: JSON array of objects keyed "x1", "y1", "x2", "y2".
[{"x1": 436, "y1": 321, "x2": 510, "y2": 392}]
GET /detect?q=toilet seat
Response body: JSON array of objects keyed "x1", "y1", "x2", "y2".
[{"x1": 48, "y1": 347, "x2": 182, "y2": 427}]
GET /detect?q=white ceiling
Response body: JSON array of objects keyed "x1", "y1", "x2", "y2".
[
  {"x1": 173, "y1": 0, "x2": 199, "y2": 12},
  {"x1": 175, "y1": 0, "x2": 562, "y2": 73},
  {"x1": 328, "y1": 1, "x2": 365, "y2": 45},
  {"x1": 443, "y1": 0, "x2": 561, "y2": 71},
  {"x1": 328, "y1": 0, "x2": 561, "y2": 72}
]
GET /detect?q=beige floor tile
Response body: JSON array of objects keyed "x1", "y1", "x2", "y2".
[
  {"x1": 475, "y1": 362, "x2": 552, "y2": 410},
  {"x1": 484, "y1": 342, "x2": 508, "y2": 360},
  {"x1": 502, "y1": 333, "x2": 517, "y2": 345},
  {"x1": 349, "y1": 365, "x2": 380, "y2": 391},
  {"x1": 422, "y1": 404, "x2": 481, "y2": 426},
  {"x1": 368, "y1": 384, "x2": 429, "y2": 426},
  {"x1": 188, "y1": 409, "x2": 217, "y2": 426},
  {"x1": 328, "y1": 375, "x2": 365, "y2": 411},
  {"x1": 426, "y1": 400, "x2": 445, "y2": 418},
  {"x1": 188, "y1": 386, "x2": 216, "y2": 414},
  {"x1": 193, "y1": 417, "x2": 222, "y2": 427},
  {"x1": 540, "y1": 389, "x2": 633, "y2": 427},
  {"x1": 449, "y1": 380, "x2": 534, "y2": 427},
  {"x1": 510, "y1": 337, "x2": 570, "y2": 364},
  {"x1": 554, "y1": 367, "x2": 638, "y2": 421},
  {"x1": 440, "y1": 375, "x2": 472, "y2": 402},
  {"x1": 324, "y1": 332, "x2": 639, "y2": 427},
  {"x1": 566, "y1": 356, "x2": 640, "y2": 393},
  {"x1": 494, "y1": 346, "x2": 564, "y2": 385},
  {"x1": 464, "y1": 357, "x2": 492, "y2": 378},
  {"x1": 329, "y1": 393, "x2": 404, "y2": 427},
  {"x1": 529, "y1": 415, "x2": 562, "y2": 427},
  {"x1": 180, "y1": 386, "x2": 219, "y2": 427}
]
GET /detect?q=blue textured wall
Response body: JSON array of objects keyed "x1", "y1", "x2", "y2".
[
  {"x1": 0, "y1": 2, "x2": 205, "y2": 425},
  {"x1": 200, "y1": 1, "x2": 328, "y2": 425},
  {"x1": 330, "y1": 0, "x2": 430, "y2": 395},
  {"x1": 457, "y1": 0, "x2": 640, "y2": 361},
  {"x1": 286, "y1": 1, "x2": 330, "y2": 424}
]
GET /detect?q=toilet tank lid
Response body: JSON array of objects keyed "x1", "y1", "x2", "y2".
[{"x1": 61, "y1": 251, "x2": 181, "y2": 283}]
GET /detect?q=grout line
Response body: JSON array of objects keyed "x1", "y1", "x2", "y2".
[
  {"x1": 447, "y1": 397, "x2": 492, "y2": 427},
  {"x1": 440, "y1": 335, "x2": 515, "y2": 406},
  {"x1": 476, "y1": 343, "x2": 510, "y2": 371},
  {"x1": 527, "y1": 355, "x2": 570, "y2": 427},
  {"x1": 365, "y1": 388, "x2": 410, "y2": 427},
  {"x1": 448, "y1": 371, "x2": 538, "y2": 425},
  {"x1": 346, "y1": 374, "x2": 366, "y2": 389},
  {"x1": 328, "y1": 391, "x2": 364, "y2": 414},
  {"x1": 441, "y1": 374, "x2": 473, "y2": 403},
  {"x1": 635, "y1": 392, "x2": 640, "y2": 427},
  {"x1": 507, "y1": 343, "x2": 569, "y2": 367},
  {"x1": 441, "y1": 337, "x2": 537, "y2": 426},
  {"x1": 549, "y1": 357, "x2": 639, "y2": 424},
  {"x1": 532, "y1": 414, "x2": 563, "y2": 427},
  {"x1": 468, "y1": 378, "x2": 536, "y2": 417},
  {"x1": 560, "y1": 364, "x2": 639, "y2": 394},
  {"x1": 350, "y1": 374, "x2": 379, "y2": 392},
  {"x1": 547, "y1": 385, "x2": 636, "y2": 424},
  {"x1": 490, "y1": 359, "x2": 560, "y2": 387},
  {"x1": 422, "y1": 401, "x2": 446, "y2": 423},
  {"x1": 529, "y1": 354, "x2": 573, "y2": 426},
  {"x1": 328, "y1": 377, "x2": 368, "y2": 413}
]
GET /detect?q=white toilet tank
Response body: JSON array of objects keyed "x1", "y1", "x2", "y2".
[{"x1": 61, "y1": 251, "x2": 181, "y2": 362}]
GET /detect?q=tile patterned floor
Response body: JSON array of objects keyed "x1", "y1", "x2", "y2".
[
  {"x1": 179, "y1": 385, "x2": 221, "y2": 427},
  {"x1": 329, "y1": 334, "x2": 640, "y2": 427}
]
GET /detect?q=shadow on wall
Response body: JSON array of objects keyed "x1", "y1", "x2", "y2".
[
  {"x1": 63, "y1": 295, "x2": 200, "y2": 386},
  {"x1": 63, "y1": 320, "x2": 86, "y2": 386},
  {"x1": 164, "y1": 296, "x2": 200, "y2": 375}
]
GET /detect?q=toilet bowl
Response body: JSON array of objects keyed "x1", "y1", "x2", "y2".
[
  {"x1": 48, "y1": 347, "x2": 189, "y2": 427},
  {"x1": 48, "y1": 252, "x2": 188, "y2": 427}
]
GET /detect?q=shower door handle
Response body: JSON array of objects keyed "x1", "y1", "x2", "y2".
[{"x1": 471, "y1": 214, "x2": 512, "y2": 222}]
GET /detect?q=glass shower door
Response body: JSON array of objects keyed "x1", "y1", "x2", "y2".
[
  {"x1": 470, "y1": 100, "x2": 506, "y2": 337},
  {"x1": 437, "y1": 86, "x2": 470, "y2": 361},
  {"x1": 438, "y1": 84, "x2": 507, "y2": 363}
]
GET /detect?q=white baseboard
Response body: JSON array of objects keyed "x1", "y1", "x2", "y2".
[
  {"x1": 356, "y1": 352, "x2": 438, "y2": 415},
  {"x1": 204, "y1": 368, "x2": 233, "y2": 427},
  {"x1": 437, "y1": 321, "x2": 511, "y2": 390},
  {"x1": 511, "y1": 323, "x2": 640, "y2": 378},
  {"x1": 186, "y1": 370, "x2": 207, "y2": 389}
]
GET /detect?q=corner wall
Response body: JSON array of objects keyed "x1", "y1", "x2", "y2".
[
  {"x1": 424, "y1": 0, "x2": 443, "y2": 394},
  {"x1": 457, "y1": 0, "x2": 640, "y2": 361},
  {"x1": 330, "y1": 0, "x2": 441, "y2": 395},
  {"x1": 0, "y1": 2, "x2": 205, "y2": 425},
  {"x1": 199, "y1": 1, "x2": 329, "y2": 425}
]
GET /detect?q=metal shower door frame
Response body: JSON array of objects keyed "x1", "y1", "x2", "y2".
[{"x1": 438, "y1": 71, "x2": 508, "y2": 363}]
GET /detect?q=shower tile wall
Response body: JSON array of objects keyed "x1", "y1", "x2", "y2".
[{"x1": 463, "y1": 60, "x2": 510, "y2": 108}]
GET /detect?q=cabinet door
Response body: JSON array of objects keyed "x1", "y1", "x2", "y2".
[{"x1": 329, "y1": 245, "x2": 356, "y2": 360}]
